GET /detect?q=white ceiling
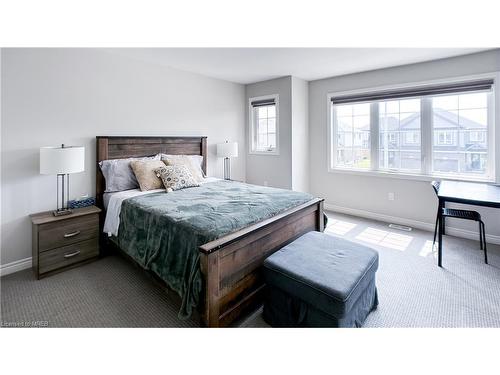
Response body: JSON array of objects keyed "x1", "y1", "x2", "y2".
[{"x1": 107, "y1": 48, "x2": 489, "y2": 84}]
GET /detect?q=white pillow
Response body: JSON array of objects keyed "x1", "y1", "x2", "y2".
[{"x1": 99, "y1": 154, "x2": 160, "y2": 192}]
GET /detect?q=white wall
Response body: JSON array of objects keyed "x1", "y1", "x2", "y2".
[
  {"x1": 1, "y1": 48, "x2": 246, "y2": 266},
  {"x1": 246, "y1": 76, "x2": 292, "y2": 188},
  {"x1": 309, "y1": 50, "x2": 500, "y2": 239},
  {"x1": 291, "y1": 77, "x2": 309, "y2": 192}
]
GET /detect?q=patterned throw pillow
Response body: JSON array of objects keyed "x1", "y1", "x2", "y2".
[
  {"x1": 155, "y1": 165, "x2": 200, "y2": 192},
  {"x1": 160, "y1": 154, "x2": 205, "y2": 183}
]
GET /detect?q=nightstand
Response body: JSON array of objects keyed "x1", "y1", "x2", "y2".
[{"x1": 30, "y1": 206, "x2": 101, "y2": 279}]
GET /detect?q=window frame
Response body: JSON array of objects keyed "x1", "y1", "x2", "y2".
[
  {"x1": 327, "y1": 73, "x2": 498, "y2": 183},
  {"x1": 248, "y1": 94, "x2": 280, "y2": 156}
]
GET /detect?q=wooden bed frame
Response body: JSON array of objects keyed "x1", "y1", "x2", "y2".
[{"x1": 96, "y1": 136, "x2": 324, "y2": 327}]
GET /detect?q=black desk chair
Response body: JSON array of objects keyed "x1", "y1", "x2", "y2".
[{"x1": 431, "y1": 181, "x2": 488, "y2": 264}]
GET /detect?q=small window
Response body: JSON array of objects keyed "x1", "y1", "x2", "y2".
[
  {"x1": 249, "y1": 95, "x2": 279, "y2": 154},
  {"x1": 469, "y1": 131, "x2": 486, "y2": 143},
  {"x1": 435, "y1": 131, "x2": 455, "y2": 146}
]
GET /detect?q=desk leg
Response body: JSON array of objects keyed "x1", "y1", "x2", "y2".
[
  {"x1": 441, "y1": 201, "x2": 446, "y2": 235},
  {"x1": 438, "y1": 198, "x2": 443, "y2": 267}
]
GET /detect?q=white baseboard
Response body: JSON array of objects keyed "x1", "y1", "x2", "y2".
[
  {"x1": 0, "y1": 257, "x2": 32, "y2": 277},
  {"x1": 324, "y1": 203, "x2": 500, "y2": 246}
]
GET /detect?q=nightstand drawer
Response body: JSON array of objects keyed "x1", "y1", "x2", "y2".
[
  {"x1": 38, "y1": 214, "x2": 99, "y2": 252},
  {"x1": 39, "y1": 238, "x2": 99, "y2": 275}
]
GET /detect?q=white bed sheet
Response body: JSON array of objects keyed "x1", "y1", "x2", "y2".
[{"x1": 103, "y1": 177, "x2": 220, "y2": 237}]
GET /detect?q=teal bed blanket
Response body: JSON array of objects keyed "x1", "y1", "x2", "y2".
[{"x1": 117, "y1": 180, "x2": 315, "y2": 319}]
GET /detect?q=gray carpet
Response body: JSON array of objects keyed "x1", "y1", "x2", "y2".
[{"x1": 2, "y1": 211, "x2": 500, "y2": 328}]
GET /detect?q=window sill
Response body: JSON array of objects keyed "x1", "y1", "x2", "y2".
[
  {"x1": 249, "y1": 150, "x2": 280, "y2": 156},
  {"x1": 327, "y1": 167, "x2": 496, "y2": 183}
]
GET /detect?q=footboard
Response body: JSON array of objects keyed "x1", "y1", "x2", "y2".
[{"x1": 199, "y1": 198, "x2": 324, "y2": 327}]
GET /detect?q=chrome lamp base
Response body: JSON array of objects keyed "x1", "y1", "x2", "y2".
[
  {"x1": 223, "y1": 157, "x2": 231, "y2": 180},
  {"x1": 53, "y1": 173, "x2": 73, "y2": 216}
]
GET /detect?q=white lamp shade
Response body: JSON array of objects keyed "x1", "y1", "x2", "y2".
[
  {"x1": 40, "y1": 146, "x2": 85, "y2": 175},
  {"x1": 217, "y1": 142, "x2": 238, "y2": 158}
]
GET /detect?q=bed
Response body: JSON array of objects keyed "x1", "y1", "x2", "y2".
[{"x1": 96, "y1": 136, "x2": 324, "y2": 327}]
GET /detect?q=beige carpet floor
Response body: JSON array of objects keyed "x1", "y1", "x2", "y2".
[{"x1": 2, "y1": 211, "x2": 500, "y2": 328}]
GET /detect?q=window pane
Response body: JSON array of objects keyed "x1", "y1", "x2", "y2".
[
  {"x1": 379, "y1": 100, "x2": 421, "y2": 172},
  {"x1": 400, "y1": 99, "x2": 420, "y2": 113},
  {"x1": 337, "y1": 116, "x2": 353, "y2": 132},
  {"x1": 336, "y1": 148, "x2": 352, "y2": 167},
  {"x1": 433, "y1": 95, "x2": 458, "y2": 110},
  {"x1": 353, "y1": 116, "x2": 370, "y2": 148},
  {"x1": 433, "y1": 151, "x2": 459, "y2": 173},
  {"x1": 352, "y1": 148, "x2": 370, "y2": 169},
  {"x1": 380, "y1": 100, "x2": 399, "y2": 114},
  {"x1": 431, "y1": 93, "x2": 488, "y2": 177},
  {"x1": 459, "y1": 109, "x2": 487, "y2": 125},
  {"x1": 433, "y1": 108, "x2": 458, "y2": 128},
  {"x1": 333, "y1": 104, "x2": 370, "y2": 169},
  {"x1": 336, "y1": 105, "x2": 352, "y2": 117},
  {"x1": 257, "y1": 119, "x2": 267, "y2": 134},
  {"x1": 353, "y1": 103, "x2": 370, "y2": 116},
  {"x1": 258, "y1": 106, "x2": 267, "y2": 118},
  {"x1": 268, "y1": 133, "x2": 276, "y2": 148},
  {"x1": 257, "y1": 134, "x2": 267, "y2": 150},
  {"x1": 379, "y1": 150, "x2": 400, "y2": 170},
  {"x1": 267, "y1": 118, "x2": 276, "y2": 133},
  {"x1": 337, "y1": 131, "x2": 351, "y2": 148},
  {"x1": 459, "y1": 92, "x2": 487, "y2": 109},
  {"x1": 267, "y1": 105, "x2": 276, "y2": 118}
]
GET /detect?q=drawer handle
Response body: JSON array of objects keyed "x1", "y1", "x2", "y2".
[
  {"x1": 64, "y1": 250, "x2": 81, "y2": 258},
  {"x1": 64, "y1": 230, "x2": 81, "y2": 238}
]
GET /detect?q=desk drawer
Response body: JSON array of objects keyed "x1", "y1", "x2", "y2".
[
  {"x1": 38, "y1": 214, "x2": 99, "y2": 252},
  {"x1": 39, "y1": 238, "x2": 99, "y2": 275}
]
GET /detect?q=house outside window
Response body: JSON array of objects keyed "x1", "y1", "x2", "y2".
[{"x1": 329, "y1": 77, "x2": 495, "y2": 181}]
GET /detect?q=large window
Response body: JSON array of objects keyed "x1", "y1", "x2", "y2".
[
  {"x1": 249, "y1": 95, "x2": 279, "y2": 154},
  {"x1": 330, "y1": 78, "x2": 495, "y2": 181}
]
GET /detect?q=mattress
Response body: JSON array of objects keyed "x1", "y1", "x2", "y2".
[{"x1": 112, "y1": 179, "x2": 315, "y2": 319}]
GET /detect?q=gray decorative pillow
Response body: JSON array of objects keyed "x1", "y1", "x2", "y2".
[
  {"x1": 160, "y1": 154, "x2": 205, "y2": 183},
  {"x1": 155, "y1": 165, "x2": 200, "y2": 192},
  {"x1": 99, "y1": 155, "x2": 159, "y2": 192}
]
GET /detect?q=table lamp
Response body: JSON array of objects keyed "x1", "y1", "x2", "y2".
[
  {"x1": 40, "y1": 144, "x2": 85, "y2": 216},
  {"x1": 216, "y1": 141, "x2": 238, "y2": 180}
]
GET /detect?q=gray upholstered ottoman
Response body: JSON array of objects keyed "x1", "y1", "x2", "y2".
[{"x1": 263, "y1": 231, "x2": 379, "y2": 327}]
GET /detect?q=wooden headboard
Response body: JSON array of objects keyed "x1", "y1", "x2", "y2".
[{"x1": 95, "y1": 136, "x2": 207, "y2": 210}]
